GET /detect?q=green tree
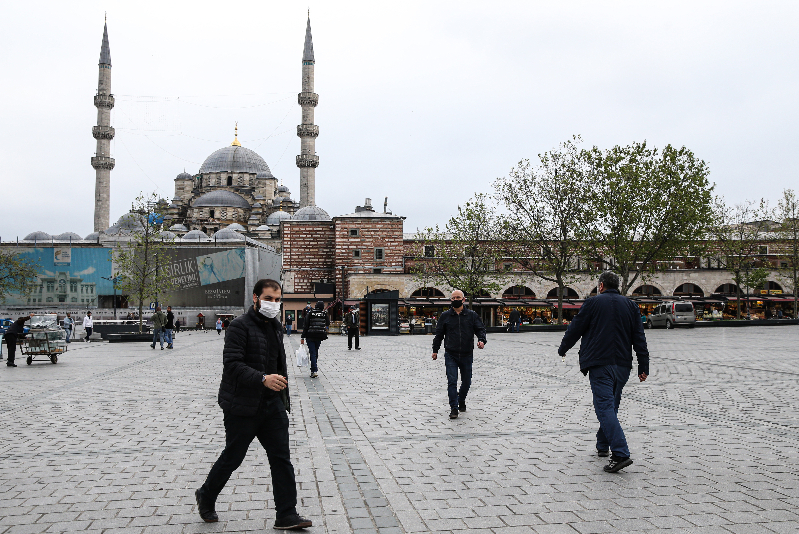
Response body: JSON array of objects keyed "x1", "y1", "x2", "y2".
[
  {"x1": 0, "y1": 250, "x2": 39, "y2": 303},
  {"x1": 114, "y1": 193, "x2": 177, "y2": 332},
  {"x1": 775, "y1": 188, "x2": 799, "y2": 317},
  {"x1": 708, "y1": 198, "x2": 771, "y2": 319},
  {"x1": 413, "y1": 193, "x2": 503, "y2": 308},
  {"x1": 494, "y1": 136, "x2": 596, "y2": 324},
  {"x1": 584, "y1": 141, "x2": 714, "y2": 295}
]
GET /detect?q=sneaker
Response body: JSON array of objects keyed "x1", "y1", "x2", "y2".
[
  {"x1": 161, "y1": 346, "x2": 164, "y2": 350},
  {"x1": 348, "y1": 347, "x2": 351, "y2": 350},
  {"x1": 274, "y1": 513, "x2": 312, "y2": 530},
  {"x1": 151, "y1": 344, "x2": 155, "y2": 349},
  {"x1": 167, "y1": 345, "x2": 173, "y2": 349},
  {"x1": 597, "y1": 450, "x2": 610, "y2": 457},
  {"x1": 603, "y1": 457, "x2": 633, "y2": 473},
  {"x1": 310, "y1": 372, "x2": 318, "y2": 378},
  {"x1": 458, "y1": 403, "x2": 466, "y2": 412},
  {"x1": 449, "y1": 410, "x2": 458, "y2": 419},
  {"x1": 355, "y1": 347, "x2": 361, "y2": 350},
  {"x1": 7, "y1": 363, "x2": 17, "y2": 367},
  {"x1": 194, "y1": 488, "x2": 218, "y2": 523}
]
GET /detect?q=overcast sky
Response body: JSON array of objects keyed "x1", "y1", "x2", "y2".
[{"x1": 1, "y1": 1, "x2": 798, "y2": 239}]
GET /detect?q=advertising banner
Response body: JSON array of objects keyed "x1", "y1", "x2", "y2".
[
  {"x1": 53, "y1": 247, "x2": 72, "y2": 266},
  {"x1": 161, "y1": 248, "x2": 247, "y2": 307}
]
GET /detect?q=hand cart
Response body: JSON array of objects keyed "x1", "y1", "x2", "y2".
[{"x1": 21, "y1": 315, "x2": 68, "y2": 365}]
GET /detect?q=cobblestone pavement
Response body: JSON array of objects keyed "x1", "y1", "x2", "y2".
[{"x1": 1, "y1": 326, "x2": 798, "y2": 534}]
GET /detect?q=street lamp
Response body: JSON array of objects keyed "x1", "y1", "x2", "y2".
[{"x1": 101, "y1": 275, "x2": 120, "y2": 319}]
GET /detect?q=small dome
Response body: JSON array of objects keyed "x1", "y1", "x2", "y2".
[
  {"x1": 160, "y1": 231, "x2": 177, "y2": 240},
  {"x1": 254, "y1": 224, "x2": 271, "y2": 231},
  {"x1": 23, "y1": 231, "x2": 52, "y2": 241},
  {"x1": 252, "y1": 203, "x2": 262, "y2": 208},
  {"x1": 175, "y1": 172, "x2": 193, "y2": 180},
  {"x1": 226, "y1": 223, "x2": 246, "y2": 231},
  {"x1": 210, "y1": 228, "x2": 244, "y2": 241},
  {"x1": 256, "y1": 170, "x2": 275, "y2": 180},
  {"x1": 192, "y1": 190, "x2": 251, "y2": 209},
  {"x1": 272, "y1": 198, "x2": 282, "y2": 206},
  {"x1": 199, "y1": 145, "x2": 273, "y2": 174},
  {"x1": 266, "y1": 211, "x2": 293, "y2": 225},
  {"x1": 277, "y1": 185, "x2": 290, "y2": 193},
  {"x1": 169, "y1": 224, "x2": 188, "y2": 232},
  {"x1": 293, "y1": 205, "x2": 331, "y2": 221},
  {"x1": 54, "y1": 232, "x2": 82, "y2": 241},
  {"x1": 182, "y1": 230, "x2": 211, "y2": 242},
  {"x1": 104, "y1": 213, "x2": 145, "y2": 235},
  {"x1": 84, "y1": 232, "x2": 100, "y2": 241}
]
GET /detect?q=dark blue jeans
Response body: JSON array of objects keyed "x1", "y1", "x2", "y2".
[
  {"x1": 588, "y1": 364, "x2": 631, "y2": 459},
  {"x1": 152, "y1": 328, "x2": 164, "y2": 348},
  {"x1": 306, "y1": 339, "x2": 321, "y2": 372},
  {"x1": 444, "y1": 353, "x2": 473, "y2": 411}
]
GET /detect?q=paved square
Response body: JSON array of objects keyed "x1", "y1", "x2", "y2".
[{"x1": 1, "y1": 326, "x2": 798, "y2": 533}]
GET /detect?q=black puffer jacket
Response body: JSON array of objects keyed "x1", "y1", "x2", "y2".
[
  {"x1": 217, "y1": 307, "x2": 290, "y2": 416},
  {"x1": 432, "y1": 308, "x2": 487, "y2": 356},
  {"x1": 302, "y1": 309, "x2": 329, "y2": 340}
]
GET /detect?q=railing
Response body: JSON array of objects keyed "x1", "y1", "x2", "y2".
[
  {"x1": 296, "y1": 154, "x2": 320, "y2": 168},
  {"x1": 94, "y1": 94, "x2": 115, "y2": 109},
  {"x1": 296, "y1": 124, "x2": 319, "y2": 137},
  {"x1": 298, "y1": 92, "x2": 319, "y2": 106},
  {"x1": 91, "y1": 156, "x2": 115, "y2": 170},
  {"x1": 92, "y1": 126, "x2": 115, "y2": 140}
]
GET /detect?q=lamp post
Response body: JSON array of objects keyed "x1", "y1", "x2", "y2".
[{"x1": 101, "y1": 275, "x2": 120, "y2": 319}]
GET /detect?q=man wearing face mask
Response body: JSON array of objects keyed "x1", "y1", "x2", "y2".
[
  {"x1": 196, "y1": 279, "x2": 312, "y2": 530},
  {"x1": 301, "y1": 301, "x2": 330, "y2": 378},
  {"x1": 432, "y1": 290, "x2": 487, "y2": 419}
]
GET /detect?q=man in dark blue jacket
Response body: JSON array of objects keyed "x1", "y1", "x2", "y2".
[
  {"x1": 558, "y1": 271, "x2": 649, "y2": 473},
  {"x1": 432, "y1": 290, "x2": 487, "y2": 419}
]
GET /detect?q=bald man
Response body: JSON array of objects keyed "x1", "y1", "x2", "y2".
[{"x1": 432, "y1": 290, "x2": 487, "y2": 419}]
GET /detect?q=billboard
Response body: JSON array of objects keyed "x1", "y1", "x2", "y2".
[
  {"x1": 161, "y1": 248, "x2": 247, "y2": 307},
  {"x1": 0, "y1": 247, "x2": 114, "y2": 306}
]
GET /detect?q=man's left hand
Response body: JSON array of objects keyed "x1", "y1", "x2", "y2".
[
  {"x1": 639, "y1": 372, "x2": 648, "y2": 382},
  {"x1": 477, "y1": 341, "x2": 485, "y2": 349}
]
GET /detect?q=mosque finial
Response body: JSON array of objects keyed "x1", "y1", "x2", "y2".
[{"x1": 231, "y1": 122, "x2": 241, "y2": 147}]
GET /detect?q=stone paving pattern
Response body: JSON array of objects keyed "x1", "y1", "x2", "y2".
[{"x1": 1, "y1": 326, "x2": 798, "y2": 533}]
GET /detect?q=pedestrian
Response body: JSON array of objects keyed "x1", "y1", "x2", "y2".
[
  {"x1": 285, "y1": 313, "x2": 293, "y2": 336},
  {"x1": 165, "y1": 306, "x2": 175, "y2": 349},
  {"x1": 151, "y1": 306, "x2": 167, "y2": 350},
  {"x1": 557, "y1": 271, "x2": 649, "y2": 473},
  {"x1": 301, "y1": 301, "x2": 329, "y2": 378},
  {"x1": 5, "y1": 316, "x2": 31, "y2": 367},
  {"x1": 431, "y1": 290, "x2": 487, "y2": 419},
  {"x1": 344, "y1": 306, "x2": 360, "y2": 350},
  {"x1": 777, "y1": 308, "x2": 784, "y2": 319},
  {"x1": 508, "y1": 309, "x2": 521, "y2": 333},
  {"x1": 216, "y1": 319, "x2": 223, "y2": 335},
  {"x1": 63, "y1": 313, "x2": 74, "y2": 343},
  {"x1": 195, "y1": 278, "x2": 312, "y2": 530},
  {"x1": 223, "y1": 318, "x2": 230, "y2": 338},
  {"x1": 83, "y1": 311, "x2": 94, "y2": 343},
  {"x1": 175, "y1": 319, "x2": 181, "y2": 334}
]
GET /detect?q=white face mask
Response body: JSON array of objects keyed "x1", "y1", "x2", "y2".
[{"x1": 258, "y1": 300, "x2": 281, "y2": 319}]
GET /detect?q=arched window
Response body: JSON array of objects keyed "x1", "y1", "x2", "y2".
[
  {"x1": 632, "y1": 285, "x2": 662, "y2": 297},
  {"x1": 227, "y1": 176, "x2": 233, "y2": 186},
  {"x1": 674, "y1": 283, "x2": 704, "y2": 297},
  {"x1": 547, "y1": 287, "x2": 579, "y2": 299},
  {"x1": 411, "y1": 287, "x2": 445, "y2": 298},
  {"x1": 502, "y1": 286, "x2": 536, "y2": 299},
  {"x1": 714, "y1": 283, "x2": 740, "y2": 296},
  {"x1": 463, "y1": 289, "x2": 491, "y2": 298}
]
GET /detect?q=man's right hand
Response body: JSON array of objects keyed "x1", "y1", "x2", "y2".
[
  {"x1": 432, "y1": 353, "x2": 437, "y2": 360},
  {"x1": 300, "y1": 338, "x2": 304, "y2": 345},
  {"x1": 263, "y1": 374, "x2": 288, "y2": 391},
  {"x1": 639, "y1": 372, "x2": 648, "y2": 382}
]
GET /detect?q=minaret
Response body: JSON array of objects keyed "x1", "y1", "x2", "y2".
[
  {"x1": 91, "y1": 19, "x2": 115, "y2": 232},
  {"x1": 296, "y1": 13, "x2": 319, "y2": 208}
]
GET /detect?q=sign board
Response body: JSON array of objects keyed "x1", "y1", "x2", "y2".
[
  {"x1": 53, "y1": 247, "x2": 71, "y2": 266},
  {"x1": 160, "y1": 248, "x2": 247, "y2": 307}
]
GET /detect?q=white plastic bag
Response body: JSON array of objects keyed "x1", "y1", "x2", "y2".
[{"x1": 296, "y1": 345, "x2": 310, "y2": 367}]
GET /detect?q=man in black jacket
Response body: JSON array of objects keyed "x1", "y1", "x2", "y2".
[
  {"x1": 196, "y1": 279, "x2": 311, "y2": 530},
  {"x1": 165, "y1": 306, "x2": 175, "y2": 349},
  {"x1": 301, "y1": 301, "x2": 329, "y2": 378},
  {"x1": 432, "y1": 290, "x2": 487, "y2": 419},
  {"x1": 558, "y1": 271, "x2": 649, "y2": 473}
]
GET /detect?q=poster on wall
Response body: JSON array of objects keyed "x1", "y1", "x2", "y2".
[
  {"x1": 0, "y1": 247, "x2": 113, "y2": 306},
  {"x1": 161, "y1": 248, "x2": 247, "y2": 307}
]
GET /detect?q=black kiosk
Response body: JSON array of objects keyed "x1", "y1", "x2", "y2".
[{"x1": 365, "y1": 290, "x2": 399, "y2": 336}]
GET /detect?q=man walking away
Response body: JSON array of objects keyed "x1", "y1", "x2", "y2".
[
  {"x1": 151, "y1": 306, "x2": 167, "y2": 350},
  {"x1": 175, "y1": 319, "x2": 181, "y2": 334},
  {"x1": 83, "y1": 311, "x2": 94, "y2": 343},
  {"x1": 5, "y1": 316, "x2": 31, "y2": 367},
  {"x1": 344, "y1": 307, "x2": 360, "y2": 350},
  {"x1": 285, "y1": 313, "x2": 293, "y2": 336},
  {"x1": 223, "y1": 318, "x2": 230, "y2": 338},
  {"x1": 432, "y1": 290, "x2": 487, "y2": 419},
  {"x1": 301, "y1": 301, "x2": 329, "y2": 378},
  {"x1": 165, "y1": 306, "x2": 175, "y2": 349},
  {"x1": 196, "y1": 279, "x2": 311, "y2": 530},
  {"x1": 63, "y1": 313, "x2": 73, "y2": 343},
  {"x1": 558, "y1": 271, "x2": 649, "y2": 473},
  {"x1": 508, "y1": 309, "x2": 521, "y2": 333}
]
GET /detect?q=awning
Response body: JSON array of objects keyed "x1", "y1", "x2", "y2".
[
  {"x1": 557, "y1": 303, "x2": 582, "y2": 310},
  {"x1": 343, "y1": 300, "x2": 362, "y2": 306}
]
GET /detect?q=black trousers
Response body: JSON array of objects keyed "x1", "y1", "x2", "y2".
[
  {"x1": 201, "y1": 396, "x2": 297, "y2": 519},
  {"x1": 347, "y1": 327, "x2": 359, "y2": 349},
  {"x1": 5, "y1": 334, "x2": 17, "y2": 364}
]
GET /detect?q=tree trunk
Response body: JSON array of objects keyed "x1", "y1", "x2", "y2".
[
  {"x1": 556, "y1": 283, "x2": 564, "y2": 325},
  {"x1": 735, "y1": 271, "x2": 742, "y2": 320}
]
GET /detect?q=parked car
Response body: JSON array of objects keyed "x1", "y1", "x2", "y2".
[{"x1": 647, "y1": 301, "x2": 696, "y2": 329}]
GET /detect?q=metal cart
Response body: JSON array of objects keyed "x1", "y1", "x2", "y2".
[{"x1": 21, "y1": 315, "x2": 68, "y2": 365}]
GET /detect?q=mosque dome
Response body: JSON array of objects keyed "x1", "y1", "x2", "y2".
[
  {"x1": 23, "y1": 231, "x2": 52, "y2": 241},
  {"x1": 182, "y1": 230, "x2": 211, "y2": 242},
  {"x1": 254, "y1": 224, "x2": 271, "y2": 232},
  {"x1": 192, "y1": 190, "x2": 250, "y2": 209},
  {"x1": 277, "y1": 184, "x2": 290, "y2": 194},
  {"x1": 84, "y1": 232, "x2": 100, "y2": 241},
  {"x1": 169, "y1": 224, "x2": 188, "y2": 232},
  {"x1": 199, "y1": 145, "x2": 273, "y2": 175},
  {"x1": 159, "y1": 231, "x2": 177, "y2": 240},
  {"x1": 293, "y1": 205, "x2": 331, "y2": 221},
  {"x1": 104, "y1": 213, "x2": 145, "y2": 235},
  {"x1": 54, "y1": 232, "x2": 82, "y2": 241},
  {"x1": 256, "y1": 170, "x2": 276, "y2": 180},
  {"x1": 210, "y1": 228, "x2": 244, "y2": 241},
  {"x1": 266, "y1": 211, "x2": 293, "y2": 225},
  {"x1": 175, "y1": 171, "x2": 193, "y2": 180},
  {"x1": 226, "y1": 223, "x2": 246, "y2": 231}
]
